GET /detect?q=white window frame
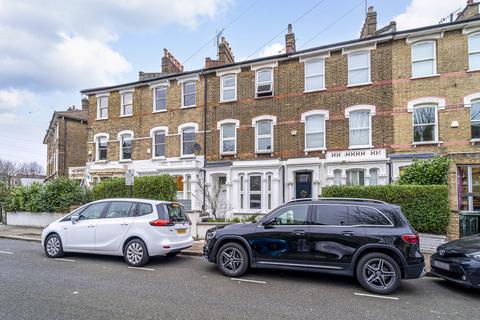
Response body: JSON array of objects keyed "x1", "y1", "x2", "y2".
[
  {"x1": 346, "y1": 51, "x2": 371, "y2": 87},
  {"x1": 220, "y1": 74, "x2": 237, "y2": 102},
  {"x1": 118, "y1": 130, "x2": 134, "y2": 161},
  {"x1": 369, "y1": 168, "x2": 379, "y2": 186},
  {"x1": 267, "y1": 173, "x2": 273, "y2": 210},
  {"x1": 464, "y1": 92, "x2": 480, "y2": 142},
  {"x1": 255, "y1": 68, "x2": 274, "y2": 98},
  {"x1": 468, "y1": 32, "x2": 480, "y2": 71},
  {"x1": 217, "y1": 119, "x2": 240, "y2": 155},
  {"x1": 345, "y1": 105, "x2": 375, "y2": 149},
  {"x1": 94, "y1": 133, "x2": 109, "y2": 161},
  {"x1": 150, "y1": 126, "x2": 169, "y2": 159},
  {"x1": 178, "y1": 123, "x2": 198, "y2": 157},
  {"x1": 346, "y1": 169, "x2": 365, "y2": 186},
  {"x1": 252, "y1": 115, "x2": 277, "y2": 154},
  {"x1": 248, "y1": 174, "x2": 262, "y2": 210},
  {"x1": 239, "y1": 174, "x2": 245, "y2": 210},
  {"x1": 153, "y1": 86, "x2": 168, "y2": 113},
  {"x1": 301, "y1": 55, "x2": 327, "y2": 92},
  {"x1": 407, "y1": 97, "x2": 445, "y2": 145},
  {"x1": 301, "y1": 110, "x2": 329, "y2": 152},
  {"x1": 178, "y1": 75, "x2": 199, "y2": 109},
  {"x1": 411, "y1": 40, "x2": 437, "y2": 79},
  {"x1": 120, "y1": 90, "x2": 134, "y2": 117},
  {"x1": 96, "y1": 93, "x2": 110, "y2": 120},
  {"x1": 333, "y1": 169, "x2": 342, "y2": 186}
]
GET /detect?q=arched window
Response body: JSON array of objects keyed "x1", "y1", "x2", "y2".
[
  {"x1": 302, "y1": 110, "x2": 328, "y2": 151},
  {"x1": 94, "y1": 133, "x2": 109, "y2": 161},
  {"x1": 119, "y1": 133, "x2": 133, "y2": 160},
  {"x1": 218, "y1": 119, "x2": 239, "y2": 155},
  {"x1": 181, "y1": 126, "x2": 196, "y2": 156},
  {"x1": 346, "y1": 105, "x2": 375, "y2": 148}
]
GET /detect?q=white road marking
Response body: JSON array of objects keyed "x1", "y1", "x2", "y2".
[
  {"x1": 354, "y1": 293, "x2": 399, "y2": 300},
  {"x1": 0, "y1": 251, "x2": 14, "y2": 255},
  {"x1": 231, "y1": 278, "x2": 266, "y2": 284},
  {"x1": 128, "y1": 266, "x2": 155, "y2": 271},
  {"x1": 54, "y1": 258, "x2": 76, "y2": 262}
]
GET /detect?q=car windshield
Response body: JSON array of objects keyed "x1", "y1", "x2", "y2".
[{"x1": 156, "y1": 203, "x2": 189, "y2": 223}]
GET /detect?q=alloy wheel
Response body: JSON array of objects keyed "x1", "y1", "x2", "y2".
[
  {"x1": 126, "y1": 243, "x2": 144, "y2": 265},
  {"x1": 46, "y1": 236, "x2": 61, "y2": 256},
  {"x1": 220, "y1": 247, "x2": 244, "y2": 273},
  {"x1": 362, "y1": 258, "x2": 397, "y2": 290}
]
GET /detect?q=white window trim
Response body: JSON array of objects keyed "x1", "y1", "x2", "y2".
[
  {"x1": 255, "y1": 68, "x2": 274, "y2": 98},
  {"x1": 181, "y1": 80, "x2": 197, "y2": 108},
  {"x1": 301, "y1": 110, "x2": 329, "y2": 152},
  {"x1": 407, "y1": 97, "x2": 445, "y2": 112},
  {"x1": 302, "y1": 58, "x2": 326, "y2": 93},
  {"x1": 94, "y1": 133, "x2": 109, "y2": 162},
  {"x1": 216, "y1": 67, "x2": 241, "y2": 77},
  {"x1": 346, "y1": 51, "x2": 371, "y2": 87},
  {"x1": 217, "y1": 119, "x2": 240, "y2": 155},
  {"x1": 178, "y1": 123, "x2": 198, "y2": 158},
  {"x1": 464, "y1": 92, "x2": 480, "y2": 107},
  {"x1": 119, "y1": 89, "x2": 134, "y2": 117},
  {"x1": 152, "y1": 85, "x2": 168, "y2": 113},
  {"x1": 96, "y1": 93, "x2": 109, "y2": 120},
  {"x1": 248, "y1": 174, "x2": 263, "y2": 210},
  {"x1": 220, "y1": 74, "x2": 237, "y2": 102},
  {"x1": 468, "y1": 32, "x2": 480, "y2": 72},
  {"x1": 345, "y1": 105, "x2": 375, "y2": 149},
  {"x1": 406, "y1": 31, "x2": 444, "y2": 44},
  {"x1": 252, "y1": 116, "x2": 276, "y2": 154},
  {"x1": 411, "y1": 40, "x2": 438, "y2": 79},
  {"x1": 150, "y1": 126, "x2": 168, "y2": 159},
  {"x1": 118, "y1": 130, "x2": 134, "y2": 161}
]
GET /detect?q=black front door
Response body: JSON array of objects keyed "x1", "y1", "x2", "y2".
[
  {"x1": 295, "y1": 172, "x2": 312, "y2": 199},
  {"x1": 249, "y1": 204, "x2": 311, "y2": 264}
]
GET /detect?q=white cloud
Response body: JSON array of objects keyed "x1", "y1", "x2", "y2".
[
  {"x1": 259, "y1": 43, "x2": 285, "y2": 58},
  {"x1": 0, "y1": 88, "x2": 37, "y2": 124},
  {"x1": 394, "y1": 0, "x2": 466, "y2": 30}
]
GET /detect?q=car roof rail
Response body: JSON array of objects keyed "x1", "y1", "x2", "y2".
[
  {"x1": 319, "y1": 197, "x2": 388, "y2": 205},
  {"x1": 285, "y1": 198, "x2": 315, "y2": 204}
]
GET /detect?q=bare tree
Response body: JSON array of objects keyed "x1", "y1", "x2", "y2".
[
  {"x1": 0, "y1": 159, "x2": 17, "y2": 188},
  {"x1": 17, "y1": 161, "x2": 44, "y2": 176},
  {"x1": 192, "y1": 177, "x2": 228, "y2": 220}
]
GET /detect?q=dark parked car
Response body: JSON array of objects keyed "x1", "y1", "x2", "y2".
[
  {"x1": 430, "y1": 234, "x2": 480, "y2": 288},
  {"x1": 203, "y1": 198, "x2": 425, "y2": 295}
]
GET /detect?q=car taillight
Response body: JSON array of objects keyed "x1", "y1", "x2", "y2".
[
  {"x1": 149, "y1": 219, "x2": 174, "y2": 227},
  {"x1": 402, "y1": 234, "x2": 419, "y2": 244}
]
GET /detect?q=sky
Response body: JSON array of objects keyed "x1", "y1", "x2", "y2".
[{"x1": 0, "y1": 0, "x2": 469, "y2": 168}]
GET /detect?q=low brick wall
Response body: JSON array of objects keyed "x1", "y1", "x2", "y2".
[
  {"x1": 419, "y1": 233, "x2": 447, "y2": 253},
  {"x1": 6, "y1": 212, "x2": 66, "y2": 228}
]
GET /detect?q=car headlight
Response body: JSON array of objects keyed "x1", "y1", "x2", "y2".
[
  {"x1": 206, "y1": 230, "x2": 216, "y2": 241},
  {"x1": 466, "y1": 251, "x2": 480, "y2": 259}
]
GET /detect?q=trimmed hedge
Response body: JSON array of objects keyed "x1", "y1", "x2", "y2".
[
  {"x1": 92, "y1": 174, "x2": 176, "y2": 201},
  {"x1": 322, "y1": 185, "x2": 450, "y2": 235},
  {"x1": 397, "y1": 156, "x2": 450, "y2": 185}
]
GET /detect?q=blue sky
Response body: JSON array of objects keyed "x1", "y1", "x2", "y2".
[{"x1": 0, "y1": 0, "x2": 468, "y2": 168}]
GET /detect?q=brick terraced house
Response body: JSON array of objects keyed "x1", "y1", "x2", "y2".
[{"x1": 77, "y1": 2, "x2": 480, "y2": 238}]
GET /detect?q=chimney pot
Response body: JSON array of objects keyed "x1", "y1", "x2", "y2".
[{"x1": 285, "y1": 23, "x2": 296, "y2": 54}]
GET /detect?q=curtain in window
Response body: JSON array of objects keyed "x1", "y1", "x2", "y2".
[
  {"x1": 305, "y1": 114, "x2": 325, "y2": 149},
  {"x1": 349, "y1": 110, "x2": 370, "y2": 147}
]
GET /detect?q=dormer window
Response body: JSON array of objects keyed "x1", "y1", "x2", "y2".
[{"x1": 256, "y1": 68, "x2": 273, "y2": 97}]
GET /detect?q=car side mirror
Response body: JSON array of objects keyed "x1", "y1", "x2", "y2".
[
  {"x1": 262, "y1": 217, "x2": 275, "y2": 227},
  {"x1": 71, "y1": 215, "x2": 80, "y2": 224}
]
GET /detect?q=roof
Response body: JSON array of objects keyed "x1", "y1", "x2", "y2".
[
  {"x1": 43, "y1": 109, "x2": 88, "y2": 144},
  {"x1": 80, "y1": 16, "x2": 480, "y2": 95}
]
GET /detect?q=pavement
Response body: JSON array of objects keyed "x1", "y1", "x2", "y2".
[{"x1": 0, "y1": 238, "x2": 478, "y2": 320}]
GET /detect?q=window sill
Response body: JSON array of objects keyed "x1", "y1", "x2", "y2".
[
  {"x1": 304, "y1": 148, "x2": 326, "y2": 153},
  {"x1": 220, "y1": 152, "x2": 236, "y2": 156},
  {"x1": 255, "y1": 151, "x2": 273, "y2": 155},
  {"x1": 152, "y1": 109, "x2": 167, "y2": 114},
  {"x1": 412, "y1": 141, "x2": 443, "y2": 147},
  {"x1": 410, "y1": 74, "x2": 440, "y2": 80},
  {"x1": 347, "y1": 81, "x2": 372, "y2": 88},
  {"x1": 180, "y1": 155, "x2": 196, "y2": 159},
  {"x1": 94, "y1": 160, "x2": 108, "y2": 164},
  {"x1": 470, "y1": 139, "x2": 480, "y2": 145},
  {"x1": 467, "y1": 69, "x2": 480, "y2": 73},
  {"x1": 348, "y1": 145, "x2": 373, "y2": 150},
  {"x1": 96, "y1": 118, "x2": 108, "y2": 121},
  {"x1": 180, "y1": 105, "x2": 197, "y2": 109},
  {"x1": 119, "y1": 114, "x2": 133, "y2": 118},
  {"x1": 151, "y1": 156, "x2": 166, "y2": 161},
  {"x1": 119, "y1": 159, "x2": 132, "y2": 163},
  {"x1": 303, "y1": 88, "x2": 326, "y2": 94},
  {"x1": 219, "y1": 99, "x2": 237, "y2": 104},
  {"x1": 255, "y1": 95, "x2": 274, "y2": 100}
]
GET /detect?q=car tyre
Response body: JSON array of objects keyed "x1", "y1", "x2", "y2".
[
  {"x1": 216, "y1": 242, "x2": 249, "y2": 277},
  {"x1": 124, "y1": 239, "x2": 150, "y2": 267},
  {"x1": 356, "y1": 252, "x2": 401, "y2": 295},
  {"x1": 44, "y1": 233, "x2": 65, "y2": 258}
]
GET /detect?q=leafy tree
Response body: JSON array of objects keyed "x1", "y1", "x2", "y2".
[{"x1": 397, "y1": 156, "x2": 450, "y2": 185}]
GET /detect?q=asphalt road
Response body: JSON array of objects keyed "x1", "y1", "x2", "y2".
[{"x1": 0, "y1": 239, "x2": 478, "y2": 320}]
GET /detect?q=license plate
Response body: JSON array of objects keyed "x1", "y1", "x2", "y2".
[
  {"x1": 433, "y1": 260, "x2": 450, "y2": 271},
  {"x1": 176, "y1": 229, "x2": 187, "y2": 235}
]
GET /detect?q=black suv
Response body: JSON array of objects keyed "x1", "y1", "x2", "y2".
[{"x1": 203, "y1": 198, "x2": 425, "y2": 294}]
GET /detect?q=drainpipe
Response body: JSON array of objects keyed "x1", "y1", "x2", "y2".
[
  {"x1": 202, "y1": 72, "x2": 208, "y2": 213},
  {"x1": 63, "y1": 117, "x2": 67, "y2": 176},
  {"x1": 282, "y1": 164, "x2": 286, "y2": 203}
]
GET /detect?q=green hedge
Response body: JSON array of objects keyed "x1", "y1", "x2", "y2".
[
  {"x1": 5, "y1": 177, "x2": 91, "y2": 213},
  {"x1": 92, "y1": 174, "x2": 176, "y2": 201},
  {"x1": 397, "y1": 156, "x2": 450, "y2": 185},
  {"x1": 322, "y1": 185, "x2": 450, "y2": 234}
]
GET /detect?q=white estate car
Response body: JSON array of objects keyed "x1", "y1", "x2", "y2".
[{"x1": 41, "y1": 198, "x2": 193, "y2": 266}]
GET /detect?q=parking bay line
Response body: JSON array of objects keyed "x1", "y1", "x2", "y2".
[
  {"x1": 128, "y1": 266, "x2": 155, "y2": 271},
  {"x1": 354, "y1": 293, "x2": 399, "y2": 300},
  {"x1": 231, "y1": 278, "x2": 267, "y2": 284},
  {"x1": 0, "y1": 251, "x2": 14, "y2": 255},
  {"x1": 54, "y1": 258, "x2": 76, "y2": 262}
]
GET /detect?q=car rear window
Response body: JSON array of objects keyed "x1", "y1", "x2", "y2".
[
  {"x1": 156, "y1": 203, "x2": 189, "y2": 223},
  {"x1": 348, "y1": 206, "x2": 392, "y2": 226}
]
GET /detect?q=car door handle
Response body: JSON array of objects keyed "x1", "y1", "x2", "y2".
[
  {"x1": 342, "y1": 231, "x2": 355, "y2": 236},
  {"x1": 120, "y1": 223, "x2": 129, "y2": 226},
  {"x1": 291, "y1": 230, "x2": 306, "y2": 236},
  {"x1": 87, "y1": 225, "x2": 95, "y2": 228}
]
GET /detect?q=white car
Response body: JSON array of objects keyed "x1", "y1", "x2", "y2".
[{"x1": 41, "y1": 198, "x2": 193, "y2": 267}]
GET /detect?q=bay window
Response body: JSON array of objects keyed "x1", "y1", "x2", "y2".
[
  {"x1": 249, "y1": 175, "x2": 262, "y2": 209},
  {"x1": 221, "y1": 74, "x2": 237, "y2": 102},
  {"x1": 469, "y1": 33, "x2": 480, "y2": 71},
  {"x1": 346, "y1": 169, "x2": 365, "y2": 186},
  {"x1": 369, "y1": 168, "x2": 378, "y2": 186},
  {"x1": 334, "y1": 169, "x2": 342, "y2": 186},
  {"x1": 348, "y1": 51, "x2": 370, "y2": 86},
  {"x1": 411, "y1": 41, "x2": 436, "y2": 78}
]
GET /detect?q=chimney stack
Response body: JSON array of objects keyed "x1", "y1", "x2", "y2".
[
  {"x1": 360, "y1": 6, "x2": 377, "y2": 38},
  {"x1": 205, "y1": 36, "x2": 235, "y2": 68},
  {"x1": 81, "y1": 97, "x2": 89, "y2": 110},
  {"x1": 162, "y1": 48, "x2": 184, "y2": 74},
  {"x1": 285, "y1": 24, "x2": 296, "y2": 54},
  {"x1": 456, "y1": 0, "x2": 480, "y2": 21}
]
